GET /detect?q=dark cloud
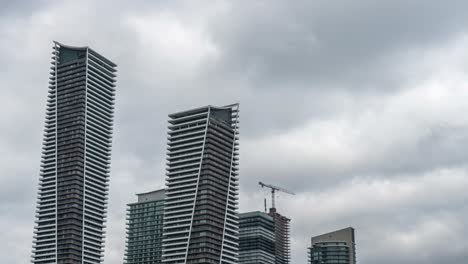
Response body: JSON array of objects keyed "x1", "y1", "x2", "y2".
[
  {"x1": 0, "y1": 0, "x2": 46, "y2": 16},
  {"x1": 0, "y1": 1, "x2": 467, "y2": 264},
  {"x1": 212, "y1": 0, "x2": 468, "y2": 89}
]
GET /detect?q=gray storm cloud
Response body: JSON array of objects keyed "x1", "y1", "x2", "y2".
[{"x1": 0, "y1": 1, "x2": 467, "y2": 263}]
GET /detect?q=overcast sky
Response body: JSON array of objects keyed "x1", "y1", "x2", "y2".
[{"x1": 1, "y1": 0, "x2": 468, "y2": 263}]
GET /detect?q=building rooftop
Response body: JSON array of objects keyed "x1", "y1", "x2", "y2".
[
  {"x1": 239, "y1": 211, "x2": 273, "y2": 221},
  {"x1": 168, "y1": 103, "x2": 239, "y2": 119},
  {"x1": 133, "y1": 188, "x2": 166, "y2": 203},
  {"x1": 311, "y1": 227, "x2": 355, "y2": 244},
  {"x1": 53, "y1": 41, "x2": 117, "y2": 67}
]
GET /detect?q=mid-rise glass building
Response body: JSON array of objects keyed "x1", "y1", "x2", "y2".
[
  {"x1": 308, "y1": 227, "x2": 356, "y2": 264},
  {"x1": 124, "y1": 189, "x2": 165, "y2": 264},
  {"x1": 31, "y1": 41, "x2": 116, "y2": 264},
  {"x1": 238, "y1": 211, "x2": 275, "y2": 264},
  {"x1": 162, "y1": 104, "x2": 240, "y2": 264}
]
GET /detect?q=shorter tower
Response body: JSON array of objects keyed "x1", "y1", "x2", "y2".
[
  {"x1": 239, "y1": 211, "x2": 275, "y2": 264},
  {"x1": 258, "y1": 181, "x2": 294, "y2": 264},
  {"x1": 124, "y1": 189, "x2": 165, "y2": 264},
  {"x1": 268, "y1": 208, "x2": 291, "y2": 264},
  {"x1": 162, "y1": 104, "x2": 240, "y2": 264},
  {"x1": 308, "y1": 227, "x2": 356, "y2": 264}
]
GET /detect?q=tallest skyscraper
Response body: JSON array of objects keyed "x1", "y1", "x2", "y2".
[{"x1": 32, "y1": 42, "x2": 117, "y2": 264}]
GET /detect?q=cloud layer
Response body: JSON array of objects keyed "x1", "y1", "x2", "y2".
[{"x1": 1, "y1": 1, "x2": 467, "y2": 263}]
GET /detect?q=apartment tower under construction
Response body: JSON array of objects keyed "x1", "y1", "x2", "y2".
[{"x1": 269, "y1": 208, "x2": 291, "y2": 264}]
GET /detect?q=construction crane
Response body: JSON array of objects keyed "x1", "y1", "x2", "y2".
[{"x1": 259, "y1": 181, "x2": 295, "y2": 210}]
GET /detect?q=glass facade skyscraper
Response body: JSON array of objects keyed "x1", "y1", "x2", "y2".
[
  {"x1": 308, "y1": 227, "x2": 356, "y2": 264},
  {"x1": 162, "y1": 104, "x2": 240, "y2": 264},
  {"x1": 124, "y1": 189, "x2": 165, "y2": 264},
  {"x1": 239, "y1": 211, "x2": 275, "y2": 264},
  {"x1": 31, "y1": 41, "x2": 116, "y2": 264}
]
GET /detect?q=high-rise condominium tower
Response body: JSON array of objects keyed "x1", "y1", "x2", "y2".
[
  {"x1": 124, "y1": 189, "x2": 165, "y2": 264},
  {"x1": 238, "y1": 211, "x2": 275, "y2": 264},
  {"x1": 308, "y1": 227, "x2": 356, "y2": 264},
  {"x1": 162, "y1": 104, "x2": 240, "y2": 264},
  {"x1": 269, "y1": 208, "x2": 291, "y2": 264},
  {"x1": 32, "y1": 42, "x2": 116, "y2": 264}
]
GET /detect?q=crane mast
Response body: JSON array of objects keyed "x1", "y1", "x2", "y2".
[{"x1": 259, "y1": 181, "x2": 295, "y2": 209}]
